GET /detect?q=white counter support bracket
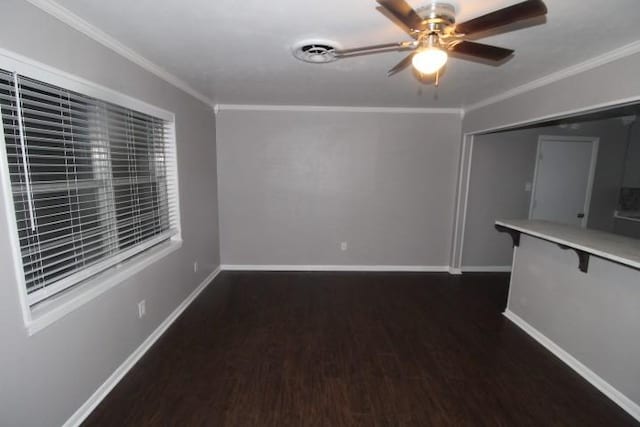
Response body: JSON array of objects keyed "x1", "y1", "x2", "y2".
[{"x1": 557, "y1": 244, "x2": 590, "y2": 273}]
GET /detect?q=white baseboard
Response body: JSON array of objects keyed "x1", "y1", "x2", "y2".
[
  {"x1": 504, "y1": 309, "x2": 640, "y2": 421},
  {"x1": 220, "y1": 264, "x2": 449, "y2": 272},
  {"x1": 461, "y1": 265, "x2": 512, "y2": 272},
  {"x1": 448, "y1": 267, "x2": 463, "y2": 275},
  {"x1": 63, "y1": 267, "x2": 222, "y2": 427}
]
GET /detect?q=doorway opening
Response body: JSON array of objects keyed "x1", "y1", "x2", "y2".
[{"x1": 454, "y1": 104, "x2": 640, "y2": 272}]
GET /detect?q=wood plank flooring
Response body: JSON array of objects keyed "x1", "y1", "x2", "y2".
[{"x1": 83, "y1": 272, "x2": 638, "y2": 426}]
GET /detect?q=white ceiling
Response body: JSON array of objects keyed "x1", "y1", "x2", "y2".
[{"x1": 48, "y1": 0, "x2": 640, "y2": 108}]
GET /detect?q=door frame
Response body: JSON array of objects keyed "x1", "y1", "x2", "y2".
[{"x1": 528, "y1": 135, "x2": 600, "y2": 228}]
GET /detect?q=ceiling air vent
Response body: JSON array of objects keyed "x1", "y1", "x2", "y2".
[{"x1": 292, "y1": 40, "x2": 341, "y2": 63}]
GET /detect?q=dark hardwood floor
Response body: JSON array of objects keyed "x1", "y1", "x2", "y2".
[{"x1": 83, "y1": 272, "x2": 638, "y2": 426}]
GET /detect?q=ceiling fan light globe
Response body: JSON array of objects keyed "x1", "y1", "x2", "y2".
[{"x1": 412, "y1": 48, "x2": 448, "y2": 75}]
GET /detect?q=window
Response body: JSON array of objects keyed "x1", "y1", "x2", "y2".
[{"x1": 0, "y1": 69, "x2": 179, "y2": 307}]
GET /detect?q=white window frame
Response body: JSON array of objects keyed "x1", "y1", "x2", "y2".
[{"x1": 0, "y1": 48, "x2": 182, "y2": 335}]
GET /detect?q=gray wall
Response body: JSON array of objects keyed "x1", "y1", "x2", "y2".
[
  {"x1": 587, "y1": 120, "x2": 629, "y2": 232},
  {"x1": 462, "y1": 52, "x2": 640, "y2": 134},
  {"x1": 216, "y1": 109, "x2": 462, "y2": 267},
  {"x1": 616, "y1": 122, "x2": 640, "y2": 237},
  {"x1": 462, "y1": 119, "x2": 629, "y2": 268},
  {"x1": 462, "y1": 129, "x2": 539, "y2": 268},
  {"x1": 508, "y1": 235, "x2": 640, "y2": 407},
  {"x1": 0, "y1": 2, "x2": 219, "y2": 426}
]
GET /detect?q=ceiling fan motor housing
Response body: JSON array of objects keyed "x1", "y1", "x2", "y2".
[{"x1": 415, "y1": 3, "x2": 456, "y2": 33}]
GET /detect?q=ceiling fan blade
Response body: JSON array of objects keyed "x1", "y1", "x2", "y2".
[
  {"x1": 455, "y1": 0, "x2": 547, "y2": 36},
  {"x1": 388, "y1": 53, "x2": 415, "y2": 76},
  {"x1": 449, "y1": 41, "x2": 514, "y2": 61},
  {"x1": 335, "y1": 42, "x2": 413, "y2": 57},
  {"x1": 377, "y1": 0, "x2": 425, "y2": 31}
]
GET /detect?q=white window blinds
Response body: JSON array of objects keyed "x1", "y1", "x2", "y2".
[{"x1": 0, "y1": 69, "x2": 179, "y2": 306}]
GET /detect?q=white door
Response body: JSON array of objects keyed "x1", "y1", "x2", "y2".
[{"x1": 529, "y1": 136, "x2": 599, "y2": 227}]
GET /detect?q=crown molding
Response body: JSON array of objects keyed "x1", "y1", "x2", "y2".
[
  {"x1": 27, "y1": 0, "x2": 640, "y2": 116},
  {"x1": 25, "y1": 0, "x2": 214, "y2": 107},
  {"x1": 216, "y1": 104, "x2": 463, "y2": 115},
  {"x1": 464, "y1": 40, "x2": 640, "y2": 113}
]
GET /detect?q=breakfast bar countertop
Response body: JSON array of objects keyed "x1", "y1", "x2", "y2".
[{"x1": 495, "y1": 219, "x2": 640, "y2": 270}]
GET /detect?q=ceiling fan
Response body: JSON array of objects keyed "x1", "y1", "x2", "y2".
[{"x1": 333, "y1": 0, "x2": 548, "y2": 84}]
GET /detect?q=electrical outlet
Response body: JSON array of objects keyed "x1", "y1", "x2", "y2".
[
  {"x1": 138, "y1": 300, "x2": 146, "y2": 318},
  {"x1": 340, "y1": 241, "x2": 348, "y2": 251},
  {"x1": 525, "y1": 182, "x2": 532, "y2": 192},
  {"x1": 193, "y1": 261, "x2": 198, "y2": 273}
]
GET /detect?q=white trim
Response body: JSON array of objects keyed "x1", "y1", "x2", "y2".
[
  {"x1": 24, "y1": 0, "x2": 213, "y2": 107},
  {"x1": 504, "y1": 309, "x2": 640, "y2": 422},
  {"x1": 449, "y1": 136, "x2": 466, "y2": 269},
  {"x1": 216, "y1": 104, "x2": 463, "y2": 115},
  {"x1": 458, "y1": 136, "x2": 474, "y2": 267},
  {"x1": 167, "y1": 119, "x2": 182, "y2": 243},
  {"x1": 220, "y1": 264, "x2": 449, "y2": 272},
  {"x1": 461, "y1": 266, "x2": 512, "y2": 272},
  {"x1": 528, "y1": 136, "x2": 599, "y2": 228},
  {"x1": 449, "y1": 134, "x2": 474, "y2": 270},
  {"x1": 504, "y1": 247, "x2": 517, "y2": 311},
  {"x1": 614, "y1": 212, "x2": 640, "y2": 223},
  {"x1": 62, "y1": 266, "x2": 221, "y2": 427},
  {"x1": 465, "y1": 40, "x2": 640, "y2": 112},
  {"x1": 448, "y1": 267, "x2": 462, "y2": 275},
  {"x1": 28, "y1": 240, "x2": 183, "y2": 335}
]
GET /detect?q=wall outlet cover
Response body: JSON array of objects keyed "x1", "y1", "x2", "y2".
[{"x1": 138, "y1": 300, "x2": 146, "y2": 318}]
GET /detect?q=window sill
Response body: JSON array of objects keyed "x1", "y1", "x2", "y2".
[{"x1": 27, "y1": 239, "x2": 182, "y2": 336}]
